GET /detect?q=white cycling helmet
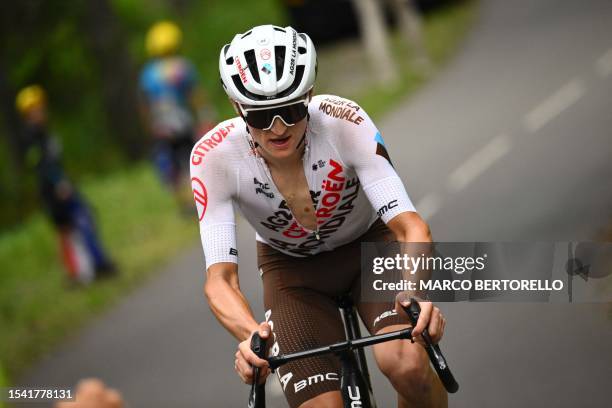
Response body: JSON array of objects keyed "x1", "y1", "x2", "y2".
[{"x1": 219, "y1": 25, "x2": 317, "y2": 106}]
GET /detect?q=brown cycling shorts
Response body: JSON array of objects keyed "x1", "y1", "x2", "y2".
[{"x1": 257, "y1": 219, "x2": 411, "y2": 408}]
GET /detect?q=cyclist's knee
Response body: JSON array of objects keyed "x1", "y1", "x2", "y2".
[
  {"x1": 374, "y1": 335, "x2": 430, "y2": 389},
  {"x1": 297, "y1": 390, "x2": 342, "y2": 408}
]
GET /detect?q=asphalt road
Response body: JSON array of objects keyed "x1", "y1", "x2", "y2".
[{"x1": 19, "y1": 0, "x2": 612, "y2": 406}]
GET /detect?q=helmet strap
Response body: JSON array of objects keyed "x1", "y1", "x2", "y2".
[{"x1": 295, "y1": 113, "x2": 310, "y2": 151}]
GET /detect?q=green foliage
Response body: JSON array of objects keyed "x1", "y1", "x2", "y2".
[
  {"x1": 0, "y1": 361, "x2": 6, "y2": 399},
  {"x1": 5, "y1": 2, "x2": 109, "y2": 162}
]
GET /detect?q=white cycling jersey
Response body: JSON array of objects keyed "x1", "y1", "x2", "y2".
[{"x1": 191, "y1": 94, "x2": 416, "y2": 269}]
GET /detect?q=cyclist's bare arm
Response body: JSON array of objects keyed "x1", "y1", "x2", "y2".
[
  {"x1": 386, "y1": 212, "x2": 444, "y2": 342},
  {"x1": 204, "y1": 262, "x2": 259, "y2": 341},
  {"x1": 205, "y1": 262, "x2": 271, "y2": 383},
  {"x1": 386, "y1": 211, "x2": 431, "y2": 243}
]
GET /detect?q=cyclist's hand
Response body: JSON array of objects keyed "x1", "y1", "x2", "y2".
[
  {"x1": 54, "y1": 378, "x2": 123, "y2": 408},
  {"x1": 396, "y1": 297, "x2": 446, "y2": 345},
  {"x1": 235, "y1": 322, "x2": 271, "y2": 384}
]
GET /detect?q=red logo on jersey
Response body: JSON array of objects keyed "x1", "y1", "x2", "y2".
[
  {"x1": 191, "y1": 122, "x2": 236, "y2": 166},
  {"x1": 282, "y1": 221, "x2": 308, "y2": 239},
  {"x1": 316, "y1": 159, "x2": 345, "y2": 222},
  {"x1": 192, "y1": 177, "x2": 208, "y2": 221}
]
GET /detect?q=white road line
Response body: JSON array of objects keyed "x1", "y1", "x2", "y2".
[
  {"x1": 416, "y1": 193, "x2": 442, "y2": 220},
  {"x1": 523, "y1": 78, "x2": 585, "y2": 133},
  {"x1": 595, "y1": 48, "x2": 612, "y2": 78},
  {"x1": 447, "y1": 134, "x2": 511, "y2": 192}
]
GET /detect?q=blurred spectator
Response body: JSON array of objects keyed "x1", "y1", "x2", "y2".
[
  {"x1": 139, "y1": 21, "x2": 216, "y2": 212},
  {"x1": 15, "y1": 85, "x2": 116, "y2": 285},
  {"x1": 54, "y1": 378, "x2": 123, "y2": 408}
]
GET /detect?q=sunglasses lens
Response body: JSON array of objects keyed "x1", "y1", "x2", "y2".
[
  {"x1": 244, "y1": 110, "x2": 274, "y2": 129},
  {"x1": 244, "y1": 102, "x2": 308, "y2": 129}
]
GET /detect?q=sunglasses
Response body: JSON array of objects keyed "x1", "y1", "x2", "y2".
[{"x1": 239, "y1": 97, "x2": 309, "y2": 130}]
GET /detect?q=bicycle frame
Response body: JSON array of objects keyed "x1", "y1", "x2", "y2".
[
  {"x1": 337, "y1": 295, "x2": 377, "y2": 408},
  {"x1": 248, "y1": 298, "x2": 458, "y2": 408}
]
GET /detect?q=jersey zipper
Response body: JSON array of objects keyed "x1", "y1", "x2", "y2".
[
  {"x1": 253, "y1": 131, "x2": 322, "y2": 241},
  {"x1": 303, "y1": 138, "x2": 322, "y2": 241}
]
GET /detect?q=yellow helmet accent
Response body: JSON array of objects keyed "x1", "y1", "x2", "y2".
[
  {"x1": 146, "y1": 21, "x2": 182, "y2": 57},
  {"x1": 15, "y1": 85, "x2": 46, "y2": 115}
]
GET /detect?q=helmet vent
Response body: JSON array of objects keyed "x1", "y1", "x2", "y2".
[
  {"x1": 274, "y1": 45, "x2": 285, "y2": 81},
  {"x1": 241, "y1": 30, "x2": 253, "y2": 39},
  {"x1": 275, "y1": 65, "x2": 305, "y2": 98},
  {"x1": 226, "y1": 57, "x2": 234, "y2": 65},
  {"x1": 231, "y1": 74, "x2": 268, "y2": 101},
  {"x1": 244, "y1": 49, "x2": 260, "y2": 84},
  {"x1": 298, "y1": 46, "x2": 306, "y2": 55},
  {"x1": 273, "y1": 27, "x2": 285, "y2": 33}
]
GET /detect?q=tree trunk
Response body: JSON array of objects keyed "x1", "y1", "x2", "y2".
[
  {"x1": 0, "y1": 62, "x2": 25, "y2": 171},
  {"x1": 388, "y1": 0, "x2": 432, "y2": 72},
  {"x1": 167, "y1": 0, "x2": 191, "y2": 15},
  {"x1": 0, "y1": 62, "x2": 31, "y2": 224},
  {"x1": 351, "y1": 0, "x2": 399, "y2": 85},
  {"x1": 81, "y1": 0, "x2": 145, "y2": 159}
]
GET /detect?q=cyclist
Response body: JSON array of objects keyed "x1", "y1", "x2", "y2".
[
  {"x1": 139, "y1": 21, "x2": 216, "y2": 211},
  {"x1": 16, "y1": 85, "x2": 116, "y2": 284},
  {"x1": 191, "y1": 25, "x2": 447, "y2": 407}
]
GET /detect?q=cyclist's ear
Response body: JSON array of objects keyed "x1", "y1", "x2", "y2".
[
  {"x1": 307, "y1": 89, "x2": 314, "y2": 101},
  {"x1": 229, "y1": 98, "x2": 241, "y2": 116}
]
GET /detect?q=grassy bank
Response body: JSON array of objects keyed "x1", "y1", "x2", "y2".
[
  {"x1": 0, "y1": 0, "x2": 478, "y2": 386},
  {"x1": 0, "y1": 363, "x2": 6, "y2": 408}
]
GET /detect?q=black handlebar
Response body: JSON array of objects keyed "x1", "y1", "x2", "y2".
[
  {"x1": 247, "y1": 333, "x2": 266, "y2": 408},
  {"x1": 401, "y1": 299, "x2": 459, "y2": 393},
  {"x1": 247, "y1": 299, "x2": 458, "y2": 407}
]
